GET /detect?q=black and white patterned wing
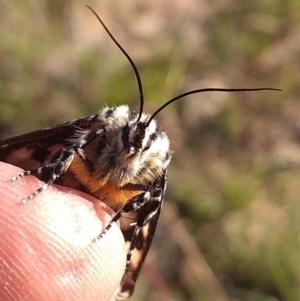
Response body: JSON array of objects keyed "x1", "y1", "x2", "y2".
[
  {"x1": 117, "y1": 172, "x2": 167, "y2": 299},
  {"x1": 0, "y1": 115, "x2": 102, "y2": 170}
]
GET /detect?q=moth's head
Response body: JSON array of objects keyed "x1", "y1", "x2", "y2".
[
  {"x1": 123, "y1": 112, "x2": 168, "y2": 157},
  {"x1": 124, "y1": 112, "x2": 171, "y2": 175},
  {"x1": 121, "y1": 120, "x2": 147, "y2": 159},
  {"x1": 97, "y1": 105, "x2": 171, "y2": 185}
]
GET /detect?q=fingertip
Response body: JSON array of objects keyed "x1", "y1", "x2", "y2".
[{"x1": 0, "y1": 162, "x2": 126, "y2": 301}]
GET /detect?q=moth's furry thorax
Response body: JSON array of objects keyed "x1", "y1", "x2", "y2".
[{"x1": 80, "y1": 105, "x2": 172, "y2": 187}]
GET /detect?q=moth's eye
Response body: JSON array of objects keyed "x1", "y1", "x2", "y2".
[
  {"x1": 150, "y1": 133, "x2": 157, "y2": 140},
  {"x1": 143, "y1": 133, "x2": 157, "y2": 152},
  {"x1": 143, "y1": 140, "x2": 152, "y2": 153}
]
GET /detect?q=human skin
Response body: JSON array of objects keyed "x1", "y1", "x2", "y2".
[{"x1": 0, "y1": 162, "x2": 126, "y2": 301}]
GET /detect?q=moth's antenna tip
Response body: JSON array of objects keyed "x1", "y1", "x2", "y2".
[
  {"x1": 85, "y1": 5, "x2": 93, "y2": 13},
  {"x1": 146, "y1": 87, "x2": 281, "y2": 126}
]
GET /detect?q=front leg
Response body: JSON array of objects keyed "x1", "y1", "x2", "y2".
[
  {"x1": 12, "y1": 148, "x2": 75, "y2": 203},
  {"x1": 96, "y1": 186, "x2": 163, "y2": 265},
  {"x1": 12, "y1": 128, "x2": 104, "y2": 203},
  {"x1": 96, "y1": 190, "x2": 154, "y2": 240}
]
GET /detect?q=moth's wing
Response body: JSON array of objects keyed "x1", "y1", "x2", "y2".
[
  {"x1": 117, "y1": 208, "x2": 162, "y2": 299},
  {"x1": 0, "y1": 115, "x2": 103, "y2": 170},
  {"x1": 118, "y1": 173, "x2": 167, "y2": 299}
]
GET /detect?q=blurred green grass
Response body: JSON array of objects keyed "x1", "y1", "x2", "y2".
[{"x1": 1, "y1": 1, "x2": 299, "y2": 301}]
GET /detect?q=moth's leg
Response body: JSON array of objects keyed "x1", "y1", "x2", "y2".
[
  {"x1": 11, "y1": 164, "x2": 56, "y2": 181},
  {"x1": 75, "y1": 148, "x2": 95, "y2": 172},
  {"x1": 15, "y1": 128, "x2": 104, "y2": 203},
  {"x1": 125, "y1": 188, "x2": 163, "y2": 266},
  {"x1": 72, "y1": 128, "x2": 105, "y2": 172},
  {"x1": 96, "y1": 187, "x2": 162, "y2": 243},
  {"x1": 17, "y1": 148, "x2": 76, "y2": 203},
  {"x1": 95, "y1": 190, "x2": 151, "y2": 240}
]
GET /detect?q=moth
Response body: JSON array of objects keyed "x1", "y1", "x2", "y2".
[{"x1": 0, "y1": 6, "x2": 279, "y2": 299}]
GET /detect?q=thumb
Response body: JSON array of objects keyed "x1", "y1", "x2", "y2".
[{"x1": 0, "y1": 162, "x2": 126, "y2": 301}]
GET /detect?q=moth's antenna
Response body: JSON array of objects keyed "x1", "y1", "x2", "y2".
[
  {"x1": 147, "y1": 87, "x2": 281, "y2": 126},
  {"x1": 86, "y1": 6, "x2": 145, "y2": 122}
]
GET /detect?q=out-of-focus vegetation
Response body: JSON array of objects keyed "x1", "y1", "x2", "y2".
[{"x1": 0, "y1": 0, "x2": 299, "y2": 300}]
